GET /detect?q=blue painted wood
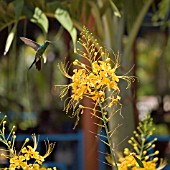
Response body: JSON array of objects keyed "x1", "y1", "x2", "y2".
[
  {"x1": 149, "y1": 135, "x2": 170, "y2": 141},
  {"x1": 149, "y1": 135, "x2": 170, "y2": 170},
  {"x1": 99, "y1": 130, "x2": 107, "y2": 170}
]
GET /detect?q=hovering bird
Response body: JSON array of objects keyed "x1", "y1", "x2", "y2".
[{"x1": 20, "y1": 37, "x2": 51, "y2": 70}]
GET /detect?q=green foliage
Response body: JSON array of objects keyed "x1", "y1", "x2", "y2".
[
  {"x1": 128, "y1": 114, "x2": 156, "y2": 159},
  {"x1": 133, "y1": 155, "x2": 144, "y2": 168},
  {"x1": 136, "y1": 32, "x2": 170, "y2": 96},
  {"x1": 0, "y1": 0, "x2": 78, "y2": 51},
  {"x1": 152, "y1": 0, "x2": 170, "y2": 26},
  {"x1": 108, "y1": 0, "x2": 121, "y2": 17},
  {"x1": 14, "y1": 0, "x2": 24, "y2": 20},
  {"x1": 123, "y1": 0, "x2": 154, "y2": 59},
  {"x1": 3, "y1": 24, "x2": 16, "y2": 55},
  {"x1": 0, "y1": 1, "x2": 15, "y2": 32},
  {"x1": 30, "y1": 7, "x2": 49, "y2": 34},
  {"x1": 54, "y1": 8, "x2": 77, "y2": 52}
]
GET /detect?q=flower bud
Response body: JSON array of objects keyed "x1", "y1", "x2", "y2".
[
  {"x1": 154, "y1": 138, "x2": 157, "y2": 141},
  {"x1": 73, "y1": 60, "x2": 78, "y2": 65},
  {"x1": 79, "y1": 105, "x2": 84, "y2": 109},
  {"x1": 128, "y1": 140, "x2": 132, "y2": 144},
  {"x1": 152, "y1": 144, "x2": 155, "y2": 148},
  {"x1": 106, "y1": 58, "x2": 110, "y2": 63},
  {"x1": 143, "y1": 151, "x2": 147, "y2": 155},
  {"x1": 101, "y1": 52, "x2": 105, "y2": 56},
  {"x1": 94, "y1": 52, "x2": 98, "y2": 56},
  {"x1": 153, "y1": 157, "x2": 158, "y2": 162},
  {"x1": 145, "y1": 156, "x2": 149, "y2": 160},
  {"x1": 155, "y1": 151, "x2": 159, "y2": 155},
  {"x1": 25, "y1": 138, "x2": 29, "y2": 143}
]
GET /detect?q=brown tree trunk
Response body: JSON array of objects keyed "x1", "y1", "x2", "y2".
[{"x1": 82, "y1": 10, "x2": 99, "y2": 170}]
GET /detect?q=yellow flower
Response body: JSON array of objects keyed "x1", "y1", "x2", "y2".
[
  {"x1": 21, "y1": 145, "x2": 44, "y2": 164},
  {"x1": 6, "y1": 135, "x2": 54, "y2": 169},
  {"x1": 131, "y1": 161, "x2": 156, "y2": 170},
  {"x1": 32, "y1": 163, "x2": 41, "y2": 169},
  {"x1": 57, "y1": 26, "x2": 134, "y2": 128},
  {"x1": 9, "y1": 155, "x2": 27, "y2": 169},
  {"x1": 70, "y1": 56, "x2": 122, "y2": 111},
  {"x1": 119, "y1": 115, "x2": 167, "y2": 170},
  {"x1": 118, "y1": 155, "x2": 158, "y2": 170},
  {"x1": 118, "y1": 155, "x2": 137, "y2": 169},
  {"x1": 70, "y1": 57, "x2": 121, "y2": 111},
  {"x1": 0, "y1": 115, "x2": 56, "y2": 170}
]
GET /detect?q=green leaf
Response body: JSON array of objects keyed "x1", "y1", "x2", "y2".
[
  {"x1": 46, "y1": 1, "x2": 64, "y2": 13},
  {"x1": 152, "y1": 0, "x2": 170, "y2": 22},
  {"x1": 13, "y1": 0, "x2": 24, "y2": 20},
  {"x1": 30, "y1": 7, "x2": 49, "y2": 34},
  {"x1": 55, "y1": 8, "x2": 77, "y2": 52},
  {"x1": 133, "y1": 155, "x2": 144, "y2": 168},
  {"x1": 108, "y1": 0, "x2": 121, "y2": 17},
  {"x1": 0, "y1": 1, "x2": 16, "y2": 32},
  {"x1": 3, "y1": 24, "x2": 16, "y2": 55}
]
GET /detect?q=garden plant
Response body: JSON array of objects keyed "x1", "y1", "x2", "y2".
[{"x1": 0, "y1": 27, "x2": 167, "y2": 170}]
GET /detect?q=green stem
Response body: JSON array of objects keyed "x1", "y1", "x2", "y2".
[
  {"x1": 139, "y1": 138, "x2": 145, "y2": 159},
  {"x1": 99, "y1": 101, "x2": 118, "y2": 170},
  {"x1": 123, "y1": 0, "x2": 154, "y2": 59}
]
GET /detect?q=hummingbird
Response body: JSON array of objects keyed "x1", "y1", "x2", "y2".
[{"x1": 20, "y1": 37, "x2": 51, "y2": 70}]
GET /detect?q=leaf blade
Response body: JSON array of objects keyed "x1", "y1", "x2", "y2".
[
  {"x1": 3, "y1": 24, "x2": 16, "y2": 55},
  {"x1": 108, "y1": 0, "x2": 121, "y2": 17},
  {"x1": 133, "y1": 155, "x2": 144, "y2": 168},
  {"x1": 14, "y1": 0, "x2": 24, "y2": 20},
  {"x1": 55, "y1": 8, "x2": 77, "y2": 52},
  {"x1": 30, "y1": 7, "x2": 49, "y2": 34}
]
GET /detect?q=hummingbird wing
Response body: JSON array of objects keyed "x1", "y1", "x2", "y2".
[{"x1": 20, "y1": 37, "x2": 40, "y2": 51}]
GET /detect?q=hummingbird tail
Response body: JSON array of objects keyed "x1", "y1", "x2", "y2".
[
  {"x1": 28, "y1": 60, "x2": 36, "y2": 70},
  {"x1": 36, "y1": 60, "x2": 41, "y2": 71}
]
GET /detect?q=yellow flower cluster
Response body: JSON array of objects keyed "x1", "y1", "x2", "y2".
[
  {"x1": 0, "y1": 115, "x2": 56, "y2": 170},
  {"x1": 118, "y1": 155, "x2": 157, "y2": 170},
  {"x1": 8, "y1": 145, "x2": 45, "y2": 169},
  {"x1": 72, "y1": 56, "x2": 120, "y2": 104},
  {"x1": 116, "y1": 115, "x2": 167, "y2": 170},
  {"x1": 106, "y1": 115, "x2": 167, "y2": 169},
  {"x1": 2, "y1": 138, "x2": 56, "y2": 170},
  {"x1": 2, "y1": 137, "x2": 56, "y2": 170},
  {"x1": 58, "y1": 27, "x2": 134, "y2": 125}
]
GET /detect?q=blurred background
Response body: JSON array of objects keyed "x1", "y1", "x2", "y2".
[{"x1": 0, "y1": 0, "x2": 169, "y2": 169}]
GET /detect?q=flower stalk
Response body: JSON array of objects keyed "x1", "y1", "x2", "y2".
[
  {"x1": 0, "y1": 114, "x2": 56, "y2": 170},
  {"x1": 57, "y1": 26, "x2": 135, "y2": 169},
  {"x1": 115, "y1": 114, "x2": 167, "y2": 169},
  {"x1": 99, "y1": 101, "x2": 118, "y2": 170}
]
